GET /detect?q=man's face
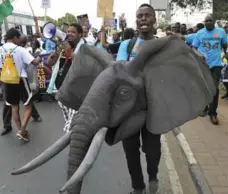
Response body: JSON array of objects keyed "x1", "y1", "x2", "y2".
[
  {"x1": 112, "y1": 32, "x2": 119, "y2": 42},
  {"x1": 225, "y1": 26, "x2": 228, "y2": 34},
  {"x1": 20, "y1": 36, "x2": 27, "y2": 47},
  {"x1": 82, "y1": 26, "x2": 89, "y2": 38},
  {"x1": 134, "y1": 30, "x2": 139, "y2": 37},
  {"x1": 136, "y1": 6, "x2": 156, "y2": 33},
  {"x1": 180, "y1": 24, "x2": 187, "y2": 34},
  {"x1": 175, "y1": 23, "x2": 180, "y2": 33},
  {"x1": 67, "y1": 26, "x2": 81, "y2": 42},
  {"x1": 13, "y1": 36, "x2": 21, "y2": 46},
  {"x1": 204, "y1": 15, "x2": 215, "y2": 31}
]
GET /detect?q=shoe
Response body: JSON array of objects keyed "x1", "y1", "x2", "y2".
[
  {"x1": 149, "y1": 180, "x2": 159, "y2": 194},
  {"x1": 1, "y1": 127, "x2": 12, "y2": 136},
  {"x1": 33, "y1": 117, "x2": 42, "y2": 122},
  {"x1": 16, "y1": 130, "x2": 29, "y2": 142},
  {"x1": 210, "y1": 116, "x2": 219, "y2": 125},
  {"x1": 130, "y1": 189, "x2": 146, "y2": 194}
]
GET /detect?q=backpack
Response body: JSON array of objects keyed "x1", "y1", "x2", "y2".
[
  {"x1": 126, "y1": 36, "x2": 158, "y2": 61},
  {"x1": 127, "y1": 37, "x2": 137, "y2": 61},
  {"x1": 0, "y1": 46, "x2": 20, "y2": 84}
]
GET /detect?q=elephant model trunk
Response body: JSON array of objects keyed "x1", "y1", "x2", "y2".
[{"x1": 62, "y1": 107, "x2": 107, "y2": 194}]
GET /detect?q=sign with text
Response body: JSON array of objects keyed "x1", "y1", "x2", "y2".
[
  {"x1": 36, "y1": 67, "x2": 46, "y2": 89},
  {"x1": 41, "y1": 0, "x2": 51, "y2": 8},
  {"x1": 97, "y1": 0, "x2": 114, "y2": 18}
]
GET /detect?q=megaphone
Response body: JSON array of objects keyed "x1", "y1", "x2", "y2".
[{"x1": 43, "y1": 22, "x2": 67, "y2": 41}]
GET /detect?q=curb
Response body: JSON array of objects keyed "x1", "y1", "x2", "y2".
[{"x1": 172, "y1": 127, "x2": 213, "y2": 194}]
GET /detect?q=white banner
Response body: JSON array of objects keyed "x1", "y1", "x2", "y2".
[{"x1": 41, "y1": 0, "x2": 51, "y2": 8}]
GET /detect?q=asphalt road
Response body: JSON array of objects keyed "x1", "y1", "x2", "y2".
[{"x1": 0, "y1": 101, "x2": 197, "y2": 194}]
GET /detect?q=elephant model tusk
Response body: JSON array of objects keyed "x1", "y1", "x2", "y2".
[
  {"x1": 59, "y1": 127, "x2": 108, "y2": 193},
  {"x1": 11, "y1": 132, "x2": 71, "y2": 175}
]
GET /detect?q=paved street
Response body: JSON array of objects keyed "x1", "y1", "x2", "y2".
[
  {"x1": 181, "y1": 99, "x2": 228, "y2": 194},
  {"x1": 0, "y1": 101, "x2": 197, "y2": 194}
]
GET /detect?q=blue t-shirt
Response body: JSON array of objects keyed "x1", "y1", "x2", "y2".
[
  {"x1": 95, "y1": 43, "x2": 108, "y2": 52},
  {"x1": 192, "y1": 27, "x2": 227, "y2": 68},
  {"x1": 116, "y1": 38, "x2": 144, "y2": 61}
]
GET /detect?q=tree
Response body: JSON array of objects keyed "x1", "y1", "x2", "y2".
[
  {"x1": 56, "y1": 13, "x2": 77, "y2": 27},
  {"x1": 213, "y1": 0, "x2": 228, "y2": 20},
  {"x1": 170, "y1": 0, "x2": 204, "y2": 8},
  {"x1": 170, "y1": 0, "x2": 228, "y2": 20},
  {"x1": 38, "y1": 13, "x2": 77, "y2": 27}
]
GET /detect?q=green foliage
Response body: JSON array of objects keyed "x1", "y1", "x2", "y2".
[
  {"x1": 157, "y1": 22, "x2": 170, "y2": 30},
  {"x1": 170, "y1": 0, "x2": 204, "y2": 8},
  {"x1": 213, "y1": 0, "x2": 228, "y2": 20},
  {"x1": 170, "y1": 0, "x2": 228, "y2": 20},
  {"x1": 38, "y1": 13, "x2": 77, "y2": 27}
]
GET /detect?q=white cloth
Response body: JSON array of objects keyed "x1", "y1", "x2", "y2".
[
  {"x1": 85, "y1": 36, "x2": 96, "y2": 45},
  {"x1": 0, "y1": 43, "x2": 34, "y2": 77},
  {"x1": 58, "y1": 101, "x2": 77, "y2": 133}
]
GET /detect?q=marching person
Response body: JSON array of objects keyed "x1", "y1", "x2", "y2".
[
  {"x1": 116, "y1": 4, "x2": 160, "y2": 194},
  {"x1": 0, "y1": 29, "x2": 42, "y2": 141},
  {"x1": 47, "y1": 23, "x2": 86, "y2": 132},
  {"x1": 192, "y1": 14, "x2": 228, "y2": 124},
  {"x1": 1, "y1": 34, "x2": 42, "y2": 136}
]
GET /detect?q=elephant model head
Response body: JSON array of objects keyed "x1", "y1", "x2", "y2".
[{"x1": 12, "y1": 35, "x2": 216, "y2": 194}]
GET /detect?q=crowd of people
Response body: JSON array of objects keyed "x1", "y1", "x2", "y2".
[{"x1": 0, "y1": 3, "x2": 228, "y2": 194}]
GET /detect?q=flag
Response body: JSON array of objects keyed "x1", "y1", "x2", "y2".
[{"x1": 0, "y1": 0, "x2": 14, "y2": 24}]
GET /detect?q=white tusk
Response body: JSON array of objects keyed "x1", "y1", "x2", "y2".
[
  {"x1": 12, "y1": 132, "x2": 71, "y2": 175},
  {"x1": 59, "y1": 127, "x2": 108, "y2": 193}
]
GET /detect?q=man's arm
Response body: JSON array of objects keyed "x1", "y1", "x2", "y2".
[
  {"x1": 221, "y1": 30, "x2": 228, "y2": 57},
  {"x1": 21, "y1": 47, "x2": 42, "y2": 66},
  {"x1": 47, "y1": 51, "x2": 60, "y2": 66}
]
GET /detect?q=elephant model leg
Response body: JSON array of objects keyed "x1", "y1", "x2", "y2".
[
  {"x1": 141, "y1": 126, "x2": 161, "y2": 194},
  {"x1": 122, "y1": 132, "x2": 145, "y2": 193}
]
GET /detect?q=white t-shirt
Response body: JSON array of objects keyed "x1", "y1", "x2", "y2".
[{"x1": 0, "y1": 42, "x2": 34, "y2": 78}]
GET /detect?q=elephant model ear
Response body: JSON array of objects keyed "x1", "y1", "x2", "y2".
[
  {"x1": 140, "y1": 35, "x2": 216, "y2": 134},
  {"x1": 56, "y1": 44, "x2": 114, "y2": 110}
]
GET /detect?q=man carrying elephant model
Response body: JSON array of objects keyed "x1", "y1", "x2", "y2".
[
  {"x1": 116, "y1": 4, "x2": 161, "y2": 194},
  {"x1": 11, "y1": 4, "x2": 216, "y2": 194}
]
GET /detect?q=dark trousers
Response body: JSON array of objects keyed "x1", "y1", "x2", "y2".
[
  {"x1": 3, "y1": 102, "x2": 40, "y2": 129},
  {"x1": 207, "y1": 66, "x2": 222, "y2": 116},
  {"x1": 122, "y1": 125, "x2": 161, "y2": 190}
]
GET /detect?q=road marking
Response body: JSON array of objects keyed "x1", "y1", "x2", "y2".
[
  {"x1": 161, "y1": 135, "x2": 184, "y2": 194},
  {"x1": 173, "y1": 128, "x2": 197, "y2": 165}
]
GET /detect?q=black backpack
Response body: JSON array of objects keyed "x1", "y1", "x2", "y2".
[
  {"x1": 127, "y1": 37, "x2": 137, "y2": 61},
  {"x1": 126, "y1": 36, "x2": 158, "y2": 61}
]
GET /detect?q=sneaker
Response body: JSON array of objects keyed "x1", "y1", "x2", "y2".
[
  {"x1": 16, "y1": 130, "x2": 29, "y2": 142},
  {"x1": 209, "y1": 115, "x2": 219, "y2": 125},
  {"x1": 149, "y1": 180, "x2": 159, "y2": 194},
  {"x1": 130, "y1": 189, "x2": 146, "y2": 194}
]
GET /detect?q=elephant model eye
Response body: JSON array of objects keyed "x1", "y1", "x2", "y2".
[
  {"x1": 120, "y1": 89, "x2": 129, "y2": 96},
  {"x1": 116, "y1": 86, "x2": 132, "y2": 101}
]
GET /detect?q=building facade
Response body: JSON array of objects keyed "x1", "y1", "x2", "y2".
[{"x1": 1, "y1": 10, "x2": 45, "y2": 35}]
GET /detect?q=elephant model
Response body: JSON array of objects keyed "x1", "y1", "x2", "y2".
[{"x1": 12, "y1": 35, "x2": 216, "y2": 194}]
